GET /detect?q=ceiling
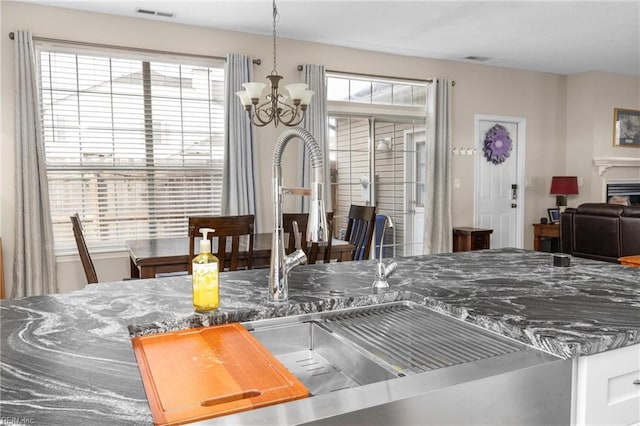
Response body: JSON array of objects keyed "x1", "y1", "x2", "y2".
[{"x1": 14, "y1": 0, "x2": 640, "y2": 76}]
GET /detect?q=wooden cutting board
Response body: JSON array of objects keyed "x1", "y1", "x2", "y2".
[{"x1": 131, "y1": 323, "x2": 309, "y2": 425}]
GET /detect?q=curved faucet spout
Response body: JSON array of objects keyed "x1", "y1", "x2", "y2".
[
  {"x1": 372, "y1": 215, "x2": 397, "y2": 293},
  {"x1": 269, "y1": 127, "x2": 329, "y2": 302}
]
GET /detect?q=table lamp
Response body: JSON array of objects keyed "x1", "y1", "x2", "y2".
[{"x1": 550, "y1": 176, "x2": 579, "y2": 207}]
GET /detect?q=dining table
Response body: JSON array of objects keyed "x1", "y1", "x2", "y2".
[{"x1": 126, "y1": 234, "x2": 356, "y2": 279}]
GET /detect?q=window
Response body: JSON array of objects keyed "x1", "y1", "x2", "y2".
[
  {"x1": 327, "y1": 73, "x2": 426, "y2": 106},
  {"x1": 37, "y1": 43, "x2": 225, "y2": 252}
]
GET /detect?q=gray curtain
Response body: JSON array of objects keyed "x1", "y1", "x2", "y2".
[
  {"x1": 298, "y1": 64, "x2": 331, "y2": 212},
  {"x1": 222, "y1": 54, "x2": 259, "y2": 230},
  {"x1": 423, "y1": 78, "x2": 453, "y2": 254},
  {"x1": 12, "y1": 31, "x2": 58, "y2": 297}
]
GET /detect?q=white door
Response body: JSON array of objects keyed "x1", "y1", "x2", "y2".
[
  {"x1": 475, "y1": 116, "x2": 526, "y2": 249},
  {"x1": 404, "y1": 129, "x2": 425, "y2": 255}
]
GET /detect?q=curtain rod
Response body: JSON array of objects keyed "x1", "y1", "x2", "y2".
[
  {"x1": 8, "y1": 32, "x2": 262, "y2": 65},
  {"x1": 297, "y1": 65, "x2": 455, "y2": 86}
]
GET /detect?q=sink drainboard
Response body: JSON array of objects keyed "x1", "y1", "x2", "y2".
[{"x1": 321, "y1": 302, "x2": 526, "y2": 375}]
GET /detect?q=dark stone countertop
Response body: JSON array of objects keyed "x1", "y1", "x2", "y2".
[{"x1": 1, "y1": 248, "x2": 639, "y2": 425}]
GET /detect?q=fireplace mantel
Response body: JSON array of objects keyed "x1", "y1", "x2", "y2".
[{"x1": 593, "y1": 157, "x2": 640, "y2": 176}]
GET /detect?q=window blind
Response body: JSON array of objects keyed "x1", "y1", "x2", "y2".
[{"x1": 37, "y1": 44, "x2": 225, "y2": 252}]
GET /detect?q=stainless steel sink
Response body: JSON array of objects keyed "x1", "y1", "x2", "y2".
[
  {"x1": 245, "y1": 301, "x2": 530, "y2": 394},
  {"x1": 217, "y1": 301, "x2": 572, "y2": 426},
  {"x1": 249, "y1": 320, "x2": 399, "y2": 395}
]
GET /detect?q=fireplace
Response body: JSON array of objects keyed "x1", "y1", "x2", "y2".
[{"x1": 606, "y1": 181, "x2": 640, "y2": 205}]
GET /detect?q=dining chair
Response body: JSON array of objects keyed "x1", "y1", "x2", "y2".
[
  {"x1": 344, "y1": 205, "x2": 377, "y2": 261},
  {"x1": 282, "y1": 212, "x2": 334, "y2": 264},
  {"x1": 188, "y1": 215, "x2": 255, "y2": 274},
  {"x1": 70, "y1": 214, "x2": 99, "y2": 284}
]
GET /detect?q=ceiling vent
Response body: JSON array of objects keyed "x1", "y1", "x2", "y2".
[{"x1": 136, "y1": 8, "x2": 176, "y2": 18}]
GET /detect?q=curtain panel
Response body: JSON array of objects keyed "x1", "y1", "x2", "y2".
[
  {"x1": 12, "y1": 30, "x2": 59, "y2": 297},
  {"x1": 298, "y1": 64, "x2": 331, "y2": 213},
  {"x1": 423, "y1": 78, "x2": 453, "y2": 254},
  {"x1": 222, "y1": 54, "x2": 259, "y2": 230}
]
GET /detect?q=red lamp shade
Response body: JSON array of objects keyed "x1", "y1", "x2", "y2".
[
  {"x1": 550, "y1": 176, "x2": 579, "y2": 207},
  {"x1": 550, "y1": 176, "x2": 579, "y2": 195}
]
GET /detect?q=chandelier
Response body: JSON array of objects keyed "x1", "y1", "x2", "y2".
[{"x1": 235, "y1": 0, "x2": 314, "y2": 127}]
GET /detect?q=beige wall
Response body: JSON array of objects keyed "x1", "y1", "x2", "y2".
[
  {"x1": 566, "y1": 72, "x2": 640, "y2": 204},
  {"x1": 1, "y1": 1, "x2": 638, "y2": 295}
]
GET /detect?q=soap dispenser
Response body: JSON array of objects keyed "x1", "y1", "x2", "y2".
[{"x1": 192, "y1": 228, "x2": 219, "y2": 311}]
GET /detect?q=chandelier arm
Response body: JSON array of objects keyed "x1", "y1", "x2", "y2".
[
  {"x1": 249, "y1": 112, "x2": 270, "y2": 127},
  {"x1": 279, "y1": 107, "x2": 305, "y2": 127},
  {"x1": 254, "y1": 107, "x2": 276, "y2": 126},
  {"x1": 276, "y1": 100, "x2": 297, "y2": 119}
]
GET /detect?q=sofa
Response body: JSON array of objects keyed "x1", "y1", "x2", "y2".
[{"x1": 560, "y1": 203, "x2": 640, "y2": 263}]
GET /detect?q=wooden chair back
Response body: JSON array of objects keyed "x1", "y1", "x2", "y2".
[
  {"x1": 70, "y1": 214, "x2": 99, "y2": 284},
  {"x1": 344, "y1": 205, "x2": 377, "y2": 260},
  {"x1": 188, "y1": 215, "x2": 255, "y2": 273},
  {"x1": 282, "y1": 212, "x2": 334, "y2": 264}
]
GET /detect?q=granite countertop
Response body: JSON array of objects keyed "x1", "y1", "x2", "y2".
[{"x1": 1, "y1": 248, "x2": 639, "y2": 425}]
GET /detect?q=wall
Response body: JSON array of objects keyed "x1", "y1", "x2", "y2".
[
  {"x1": 1, "y1": 1, "x2": 634, "y2": 296},
  {"x1": 566, "y1": 72, "x2": 640, "y2": 204}
]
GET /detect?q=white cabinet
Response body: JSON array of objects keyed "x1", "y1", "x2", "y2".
[{"x1": 573, "y1": 343, "x2": 640, "y2": 425}]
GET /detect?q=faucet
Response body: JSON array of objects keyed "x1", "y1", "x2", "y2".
[
  {"x1": 372, "y1": 215, "x2": 398, "y2": 293},
  {"x1": 269, "y1": 128, "x2": 329, "y2": 302}
]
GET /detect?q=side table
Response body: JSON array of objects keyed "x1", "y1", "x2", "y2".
[
  {"x1": 453, "y1": 227, "x2": 493, "y2": 252},
  {"x1": 532, "y1": 223, "x2": 560, "y2": 251}
]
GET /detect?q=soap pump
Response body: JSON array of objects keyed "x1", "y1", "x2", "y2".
[{"x1": 192, "y1": 228, "x2": 219, "y2": 311}]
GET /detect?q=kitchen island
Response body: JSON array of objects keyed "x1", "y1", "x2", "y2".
[{"x1": 1, "y1": 248, "x2": 639, "y2": 425}]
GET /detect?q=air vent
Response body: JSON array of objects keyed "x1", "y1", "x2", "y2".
[
  {"x1": 136, "y1": 8, "x2": 176, "y2": 18},
  {"x1": 464, "y1": 56, "x2": 491, "y2": 62}
]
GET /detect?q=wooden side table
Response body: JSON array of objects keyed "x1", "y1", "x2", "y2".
[
  {"x1": 453, "y1": 227, "x2": 493, "y2": 252},
  {"x1": 618, "y1": 255, "x2": 640, "y2": 268},
  {"x1": 532, "y1": 223, "x2": 560, "y2": 251}
]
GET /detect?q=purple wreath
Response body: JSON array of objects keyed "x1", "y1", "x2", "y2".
[{"x1": 483, "y1": 124, "x2": 513, "y2": 165}]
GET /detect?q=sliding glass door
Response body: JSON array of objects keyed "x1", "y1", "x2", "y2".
[{"x1": 328, "y1": 116, "x2": 425, "y2": 258}]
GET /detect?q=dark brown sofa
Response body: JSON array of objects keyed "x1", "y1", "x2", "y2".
[{"x1": 560, "y1": 203, "x2": 640, "y2": 263}]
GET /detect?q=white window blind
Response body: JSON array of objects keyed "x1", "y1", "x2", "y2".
[{"x1": 37, "y1": 43, "x2": 225, "y2": 252}]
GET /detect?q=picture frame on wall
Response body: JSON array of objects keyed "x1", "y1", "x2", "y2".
[
  {"x1": 547, "y1": 208, "x2": 560, "y2": 224},
  {"x1": 613, "y1": 108, "x2": 640, "y2": 146}
]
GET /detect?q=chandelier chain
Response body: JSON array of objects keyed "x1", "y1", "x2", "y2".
[{"x1": 272, "y1": 0, "x2": 278, "y2": 75}]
